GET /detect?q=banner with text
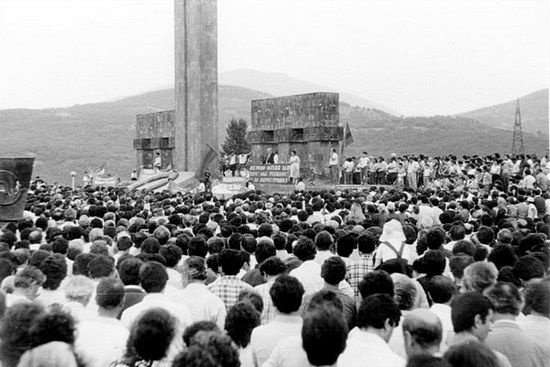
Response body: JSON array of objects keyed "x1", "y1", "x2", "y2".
[{"x1": 249, "y1": 164, "x2": 291, "y2": 184}]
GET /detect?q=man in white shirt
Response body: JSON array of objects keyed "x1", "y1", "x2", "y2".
[
  {"x1": 175, "y1": 256, "x2": 226, "y2": 329},
  {"x1": 121, "y1": 261, "x2": 194, "y2": 352},
  {"x1": 288, "y1": 238, "x2": 324, "y2": 296},
  {"x1": 402, "y1": 309, "x2": 443, "y2": 359},
  {"x1": 6, "y1": 266, "x2": 45, "y2": 307},
  {"x1": 76, "y1": 278, "x2": 129, "y2": 367},
  {"x1": 338, "y1": 293, "x2": 405, "y2": 367},
  {"x1": 328, "y1": 149, "x2": 339, "y2": 184},
  {"x1": 519, "y1": 280, "x2": 550, "y2": 349},
  {"x1": 250, "y1": 275, "x2": 304, "y2": 367}
]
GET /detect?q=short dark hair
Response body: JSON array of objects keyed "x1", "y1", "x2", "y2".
[
  {"x1": 477, "y1": 226, "x2": 494, "y2": 245},
  {"x1": 259, "y1": 256, "x2": 286, "y2": 276},
  {"x1": 449, "y1": 225, "x2": 466, "y2": 241},
  {"x1": 524, "y1": 280, "x2": 550, "y2": 317},
  {"x1": 237, "y1": 290, "x2": 264, "y2": 314},
  {"x1": 449, "y1": 255, "x2": 474, "y2": 280},
  {"x1": 224, "y1": 302, "x2": 260, "y2": 348},
  {"x1": 272, "y1": 232, "x2": 287, "y2": 250},
  {"x1": 218, "y1": 249, "x2": 243, "y2": 276},
  {"x1": 258, "y1": 223, "x2": 273, "y2": 238},
  {"x1": 487, "y1": 245, "x2": 516, "y2": 269},
  {"x1": 255, "y1": 242, "x2": 276, "y2": 264},
  {"x1": 88, "y1": 255, "x2": 114, "y2": 279},
  {"x1": 450, "y1": 292, "x2": 493, "y2": 333},
  {"x1": 141, "y1": 237, "x2": 161, "y2": 254},
  {"x1": 305, "y1": 289, "x2": 344, "y2": 314},
  {"x1": 119, "y1": 257, "x2": 143, "y2": 286},
  {"x1": 444, "y1": 340, "x2": 499, "y2": 367},
  {"x1": 302, "y1": 307, "x2": 348, "y2": 366},
  {"x1": 73, "y1": 253, "x2": 97, "y2": 276},
  {"x1": 173, "y1": 331, "x2": 240, "y2": 367},
  {"x1": 357, "y1": 233, "x2": 378, "y2": 254},
  {"x1": 30, "y1": 307, "x2": 75, "y2": 348},
  {"x1": 321, "y1": 256, "x2": 347, "y2": 285},
  {"x1": 315, "y1": 231, "x2": 333, "y2": 251},
  {"x1": 139, "y1": 261, "x2": 168, "y2": 293},
  {"x1": 96, "y1": 278, "x2": 125, "y2": 309},
  {"x1": 127, "y1": 308, "x2": 176, "y2": 361},
  {"x1": 357, "y1": 293, "x2": 401, "y2": 329},
  {"x1": 40, "y1": 254, "x2": 67, "y2": 290},
  {"x1": 358, "y1": 270, "x2": 394, "y2": 299},
  {"x1": 159, "y1": 245, "x2": 183, "y2": 268},
  {"x1": 182, "y1": 321, "x2": 220, "y2": 347},
  {"x1": 188, "y1": 237, "x2": 208, "y2": 258},
  {"x1": 513, "y1": 255, "x2": 545, "y2": 282},
  {"x1": 14, "y1": 266, "x2": 45, "y2": 289},
  {"x1": 483, "y1": 282, "x2": 522, "y2": 316},
  {"x1": 422, "y1": 250, "x2": 446, "y2": 277},
  {"x1": 452, "y1": 240, "x2": 477, "y2": 257},
  {"x1": 427, "y1": 275, "x2": 454, "y2": 304},
  {"x1": 117, "y1": 237, "x2": 134, "y2": 252},
  {"x1": 426, "y1": 228, "x2": 446, "y2": 250},
  {"x1": 269, "y1": 275, "x2": 304, "y2": 314},
  {"x1": 293, "y1": 237, "x2": 316, "y2": 261}
]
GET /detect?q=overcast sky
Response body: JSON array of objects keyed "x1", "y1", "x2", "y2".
[{"x1": 0, "y1": 0, "x2": 548, "y2": 115}]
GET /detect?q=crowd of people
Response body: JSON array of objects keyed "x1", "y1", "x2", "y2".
[{"x1": 0, "y1": 152, "x2": 549, "y2": 367}]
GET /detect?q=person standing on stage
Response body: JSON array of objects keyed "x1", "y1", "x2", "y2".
[
  {"x1": 229, "y1": 152, "x2": 237, "y2": 177},
  {"x1": 153, "y1": 152, "x2": 162, "y2": 172},
  {"x1": 265, "y1": 148, "x2": 275, "y2": 164},
  {"x1": 289, "y1": 150, "x2": 301, "y2": 184},
  {"x1": 329, "y1": 149, "x2": 339, "y2": 184},
  {"x1": 358, "y1": 152, "x2": 369, "y2": 184}
]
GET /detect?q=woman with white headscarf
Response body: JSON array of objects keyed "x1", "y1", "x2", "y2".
[{"x1": 374, "y1": 219, "x2": 407, "y2": 268}]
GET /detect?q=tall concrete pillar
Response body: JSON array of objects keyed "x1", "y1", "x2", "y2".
[{"x1": 174, "y1": 0, "x2": 218, "y2": 172}]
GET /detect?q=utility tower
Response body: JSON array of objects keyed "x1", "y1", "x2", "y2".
[{"x1": 511, "y1": 98, "x2": 525, "y2": 155}]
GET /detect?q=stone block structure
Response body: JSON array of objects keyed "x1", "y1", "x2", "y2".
[
  {"x1": 249, "y1": 92, "x2": 342, "y2": 176},
  {"x1": 134, "y1": 111, "x2": 175, "y2": 170}
]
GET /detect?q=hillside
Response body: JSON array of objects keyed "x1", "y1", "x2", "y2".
[
  {"x1": 219, "y1": 69, "x2": 402, "y2": 115},
  {"x1": 0, "y1": 86, "x2": 548, "y2": 185},
  {"x1": 458, "y1": 89, "x2": 549, "y2": 136}
]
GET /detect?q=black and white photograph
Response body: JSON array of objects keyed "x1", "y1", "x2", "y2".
[{"x1": 0, "y1": 0, "x2": 549, "y2": 366}]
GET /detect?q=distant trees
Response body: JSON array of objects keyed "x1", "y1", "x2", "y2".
[{"x1": 222, "y1": 118, "x2": 251, "y2": 155}]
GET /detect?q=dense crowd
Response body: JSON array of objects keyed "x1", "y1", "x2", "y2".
[{"x1": 0, "y1": 152, "x2": 549, "y2": 367}]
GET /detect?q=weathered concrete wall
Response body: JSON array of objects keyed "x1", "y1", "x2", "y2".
[{"x1": 174, "y1": 0, "x2": 218, "y2": 172}]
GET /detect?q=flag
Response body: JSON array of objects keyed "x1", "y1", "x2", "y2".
[
  {"x1": 344, "y1": 121, "x2": 354, "y2": 146},
  {"x1": 196, "y1": 145, "x2": 218, "y2": 178}
]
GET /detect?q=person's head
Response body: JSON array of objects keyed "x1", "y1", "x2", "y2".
[
  {"x1": 269, "y1": 275, "x2": 304, "y2": 314},
  {"x1": 321, "y1": 256, "x2": 347, "y2": 286},
  {"x1": 237, "y1": 290, "x2": 264, "y2": 314},
  {"x1": 305, "y1": 289, "x2": 344, "y2": 314},
  {"x1": 427, "y1": 275, "x2": 454, "y2": 304},
  {"x1": 357, "y1": 233, "x2": 378, "y2": 254},
  {"x1": 159, "y1": 245, "x2": 183, "y2": 269},
  {"x1": 391, "y1": 273, "x2": 417, "y2": 311},
  {"x1": 451, "y1": 292, "x2": 494, "y2": 341},
  {"x1": 96, "y1": 278, "x2": 125, "y2": 312},
  {"x1": 461, "y1": 261, "x2": 498, "y2": 293},
  {"x1": 259, "y1": 256, "x2": 286, "y2": 278},
  {"x1": 513, "y1": 255, "x2": 546, "y2": 283},
  {"x1": 139, "y1": 261, "x2": 168, "y2": 293},
  {"x1": 402, "y1": 309, "x2": 443, "y2": 358},
  {"x1": 188, "y1": 236, "x2": 208, "y2": 258},
  {"x1": 302, "y1": 307, "x2": 348, "y2": 366},
  {"x1": 30, "y1": 306, "x2": 76, "y2": 348},
  {"x1": 172, "y1": 331, "x2": 240, "y2": 367},
  {"x1": 487, "y1": 245, "x2": 516, "y2": 270},
  {"x1": 444, "y1": 340, "x2": 500, "y2": 367},
  {"x1": 180, "y1": 256, "x2": 207, "y2": 287},
  {"x1": 13, "y1": 266, "x2": 45, "y2": 300},
  {"x1": 182, "y1": 321, "x2": 220, "y2": 347},
  {"x1": 254, "y1": 241, "x2": 276, "y2": 265},
  {"x1": 426, "y1": 228, "x2": 446, "y2": 250},
  {"x1": 0, "y1": 302, "x2": 45, "y2": 367},
  {"x1": 315, "y1": 231, "x2": 333, "y2": 251},
  {"x1": 218, "y1": 249, "x2": 243, "y2": 276},
  {"x1": 357, "y1": 293, "x2": 401, "y2": 342},
  {"x1": 358, "y1": 270, "x2": 394, "y2": 299},
  {"x1": 422, "y1": 250, "x2": 446, "y2": 277},
  {"x1": 293, "y1": 237, "x2": 316, "y2": 261},
  {"x1": 449, "y1": 225, "x2": 466, "y2": 241},
  {"x1": 224, "y1": 302, "x2": 260, "y2": 348},
  {"x1": 119, "y1": 257, "x2": 143, "y2": 286},
  {"x1": 88, "y1": 255, "x2": 115, "y2": 279},
  {"x1": 40, "y1": 254, "x2": 68, "y2": 290},
  {"x1": 524, "y1": 280, "x2": 550, "y2": 317},
  {"x1": 64, "y1": 275, "x2": 95, "y2": 306},
  {"x1": 125, "y1": 308, "x2": 176, "y2": 362},
  {"x1": 483, "y1": 282, "x2": 522, "y2": 317},
  {"x1": 476, "y1": 226, "x2": 494, "y2": 245}
]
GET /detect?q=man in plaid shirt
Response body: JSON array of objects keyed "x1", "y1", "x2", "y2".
[
  {"x1": 346, "y1": 232, "x2": 377, "y2": 299},
  {"x1": 207, "y1": 248, "x2": 252, "y2": 310}
]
